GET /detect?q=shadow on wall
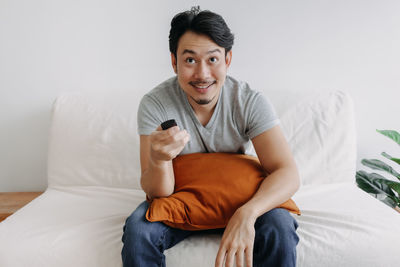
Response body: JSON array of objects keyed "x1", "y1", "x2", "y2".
[{"x1": 0, "y1": 106, "x2": 52, "y2": 192}]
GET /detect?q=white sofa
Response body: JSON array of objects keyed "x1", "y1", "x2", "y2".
[{"x1": 1, "y1": 88, "x2": 400, "y2": 267}]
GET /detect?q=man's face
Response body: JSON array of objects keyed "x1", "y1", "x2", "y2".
[{"x1": 171, "y1": 31, "x2": 232, "y2": 108}]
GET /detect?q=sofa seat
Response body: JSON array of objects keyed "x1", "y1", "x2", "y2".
[
  {"x1": 0, "y1": 186, "x2": 144, "y2": 267},
  {"x1": 1, "y1": 182, "x2": 399, "y2": 267}
]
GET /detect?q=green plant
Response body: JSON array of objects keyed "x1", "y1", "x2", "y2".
[{"x1": 356, "y1": 130, "x2": 400, "y2": 211}]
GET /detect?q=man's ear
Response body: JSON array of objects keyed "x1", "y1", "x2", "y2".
[
  {"x1": 225, "y1": 50, "x2": 232, "y2": 68},
  {"x1": 171, "y1": 53, "x2": 177, "y2": 74}
]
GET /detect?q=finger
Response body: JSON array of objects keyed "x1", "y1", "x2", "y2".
[
  {"x1": 171, "y1": 132, "x2": 190, "y2": 151},
  {"x1": 177, "y1": 129, "x2": 190, "y2": 144},
  {"x1": 151, "y1": 130, "x2": 189, "y2": 160},
  {"x1": 162, "y1": 129, "x2": 189, "y2": 148},
  {"x1": 224, "y1": 250, "x2": 235, "y2": 267},
  {"x1": 236, "y1": 249, "x2": 244, "y2": 267},
  {"x1": 162, "y1": 126, "x2": 180, "y2": 138},
  {"x1": 168, "y1": 142, "x2": 188, "y2": 159},
  {"x1": 215, "y1": 246, "x2": 226, "y2": 267},
  {"x1": 152, "y1": 126, "x2": 179, "y2": 142},
  {"x1": 245, "y1": 246, "x2": 253, "y2": 267}
]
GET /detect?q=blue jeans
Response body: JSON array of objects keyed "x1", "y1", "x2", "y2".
[{"x1": 122, "y1": 201, "x2": 299, "y2": 267}]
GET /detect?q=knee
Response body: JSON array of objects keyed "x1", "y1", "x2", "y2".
[
  {"x1": 255, "y1": 208, "x2": 299, "y2": 248},
  {"x1": 254, "y1": 208, "x2": 299, "y2": 266},
  {"x1": 122, "y1": 201, "x2": 152, "y2": 245}
]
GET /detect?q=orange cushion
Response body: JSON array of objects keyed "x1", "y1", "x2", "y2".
[{"x1": 145, "y1": 152, "x2": 300, "y2": 230}]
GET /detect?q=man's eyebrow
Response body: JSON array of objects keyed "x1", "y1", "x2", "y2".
[
  {"x1": 207, "y1": 48, "x2": 222, "y2": 54},
  {"x1": 181, "y1": 48, "x2": 222, "y2": 55},
  {"x1": 182, "y1": 49, "x2": 196, "y2": 55}
]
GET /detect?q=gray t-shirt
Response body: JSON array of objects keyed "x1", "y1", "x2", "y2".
[{"x1": 137, "y1": 75, "x2": 280, "y2": 156}]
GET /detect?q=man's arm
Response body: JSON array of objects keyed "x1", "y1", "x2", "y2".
[
  {"x1": 140, "y1": 126, "x2": 190, "y2": 199},
  {"x1": 215, "y1": 125, "x2": 300, "y2": 267},
  {"x1": 239, "y1": 125, "x2": 300, "y2": 218}
]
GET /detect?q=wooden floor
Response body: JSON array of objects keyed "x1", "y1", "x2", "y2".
[{"x1": 0, "y1": 192, "x2": 43, "y2": 222}]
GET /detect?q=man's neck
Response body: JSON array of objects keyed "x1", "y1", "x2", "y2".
[{"x1": 187, "y1": 96, "x2": 219, "y2": 127}]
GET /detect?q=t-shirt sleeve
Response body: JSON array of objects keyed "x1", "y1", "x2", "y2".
[
  {"x1": 246, "y1": 92, "x2": 280, "y2": 139},
  {"x1": 137, "y1": 95, "x2": 167, "y2": 135}
]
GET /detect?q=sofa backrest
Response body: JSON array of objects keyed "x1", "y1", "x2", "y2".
[
  {"x1": 271, "y1": 90, "x2": 356, "y2": 185},
  {"x1": 47, "y1": 92, "x2": 142, "y2": 189},
  {"x1": 47, "y1": 89, "x2": 356, "y2": 189}
]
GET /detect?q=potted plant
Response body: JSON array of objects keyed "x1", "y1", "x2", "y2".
[{"x1": 356, "y1": 129, "x2": 400, "y2": 213}]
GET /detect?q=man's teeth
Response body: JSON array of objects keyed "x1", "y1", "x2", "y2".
[{"x1": 194, "y1": 83, "x2": 213, "y2": 89}]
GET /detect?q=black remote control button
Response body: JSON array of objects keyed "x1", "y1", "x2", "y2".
[{"x1": 161, "y1": 119, "x2": 177, "y2": 130}]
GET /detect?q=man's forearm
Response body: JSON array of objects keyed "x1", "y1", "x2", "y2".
[
  {"x1": 140, "y1": 159, "x2": 175, "y2": 199},
  {"x1": 239, "y1": 167, "x2": 300, "y2": 221}
]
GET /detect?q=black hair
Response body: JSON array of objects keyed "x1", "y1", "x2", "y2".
[{"x1": 169, "y1": 6, "x2": 234, "y2": 58}]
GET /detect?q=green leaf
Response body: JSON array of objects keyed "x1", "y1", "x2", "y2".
[
  {"x1": 375, "y1": 194, "x2": 398, "y2": 208},
  {"x1": 356, "y1": 171, "x2": 399, "y2": 208},
  {"x1": 381, "y1": 152, "x2": 400, "y2": 166},
  {"x1": 388, "y1": 182, "x2": 400, "y2": 197},
  {"x1": 361, "y1": 158, "x2": 400, "y2": 180},
  {"x1": 374, "y1": 177, "x2": 400, "y2": 200},
  {"x1": 377, "y1": 129, "x2": 400, "y2": 146},
  {"x1": 356, "y1": 171, "x2": 396, "y2": 196}
]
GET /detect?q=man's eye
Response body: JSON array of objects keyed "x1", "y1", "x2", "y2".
[
  {"x1": 209, "y1": 57, "x2": 218, "y2": 63},
  {"x1": 186, "y1": 58, "x2": 195, "y2": 64}
]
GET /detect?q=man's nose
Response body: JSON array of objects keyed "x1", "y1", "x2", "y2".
[{"x1": 194, "y1": 61, "x2": 210, "y2": 79}]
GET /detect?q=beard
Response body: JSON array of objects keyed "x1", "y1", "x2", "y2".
[
  {"x1": 190, "y1": 91, "x2": 219, "y2": 105},
  {"x1": 191, "y1": 96, "x2": 213, "y2": 105}
]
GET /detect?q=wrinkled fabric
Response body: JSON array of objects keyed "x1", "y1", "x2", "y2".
[{"x1": 1, "y1": 90, "x2": 397, "y2": 267}]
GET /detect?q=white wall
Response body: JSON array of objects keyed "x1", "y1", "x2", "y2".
[{"x1": 1, "y1": 0, "x2": 399, "y2": 192}]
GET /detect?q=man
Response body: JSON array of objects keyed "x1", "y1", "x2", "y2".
[{"x1": 122, "y1": 6, "x2": 300, "y2": 267}]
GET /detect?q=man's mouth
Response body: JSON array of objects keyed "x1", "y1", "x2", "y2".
[{"x1": 190, "y1": 81, "x2": 216, "y2": 93}]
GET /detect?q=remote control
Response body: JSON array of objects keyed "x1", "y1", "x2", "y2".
[{"x1": 161, "y1": 119, "x2": 177, "y2": 130}]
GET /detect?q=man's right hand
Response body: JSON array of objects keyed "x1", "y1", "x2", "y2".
[
  {"x1": 139, "y1": 125, "x2": 190, "y2": 198},
  {"x1": 149, "y1": 125, "x2": 190, "y2": 164}
]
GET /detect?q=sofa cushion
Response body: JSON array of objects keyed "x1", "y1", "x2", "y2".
[
  {"x1": 0, "y1": 187, "x2": 146, "y2": 267},
  {"x1": 1, "y1": 184, "x2": 400, "y2": 267},
  {"x1": 270, "y1": 90, "x2": 356, "y2": 185},
  {"x1": 145, "y1": 152, "x2": 300, "y2": 230},
  {"x1": 47, "y1": 93, "x2": 142, "y2": 189}
]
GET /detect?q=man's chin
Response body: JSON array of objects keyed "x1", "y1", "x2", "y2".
[{"x1": 192, "y1": 97, "x2": 213, "y2": 105}]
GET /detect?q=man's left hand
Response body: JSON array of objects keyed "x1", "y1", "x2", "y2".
[{"x1": 215, "y1": 207, "x2": 256, "y2": 267}]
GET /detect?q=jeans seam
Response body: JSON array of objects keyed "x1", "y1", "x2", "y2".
[{"x1": 156, "y1": 225, "x2": 170, "y2": 267}]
